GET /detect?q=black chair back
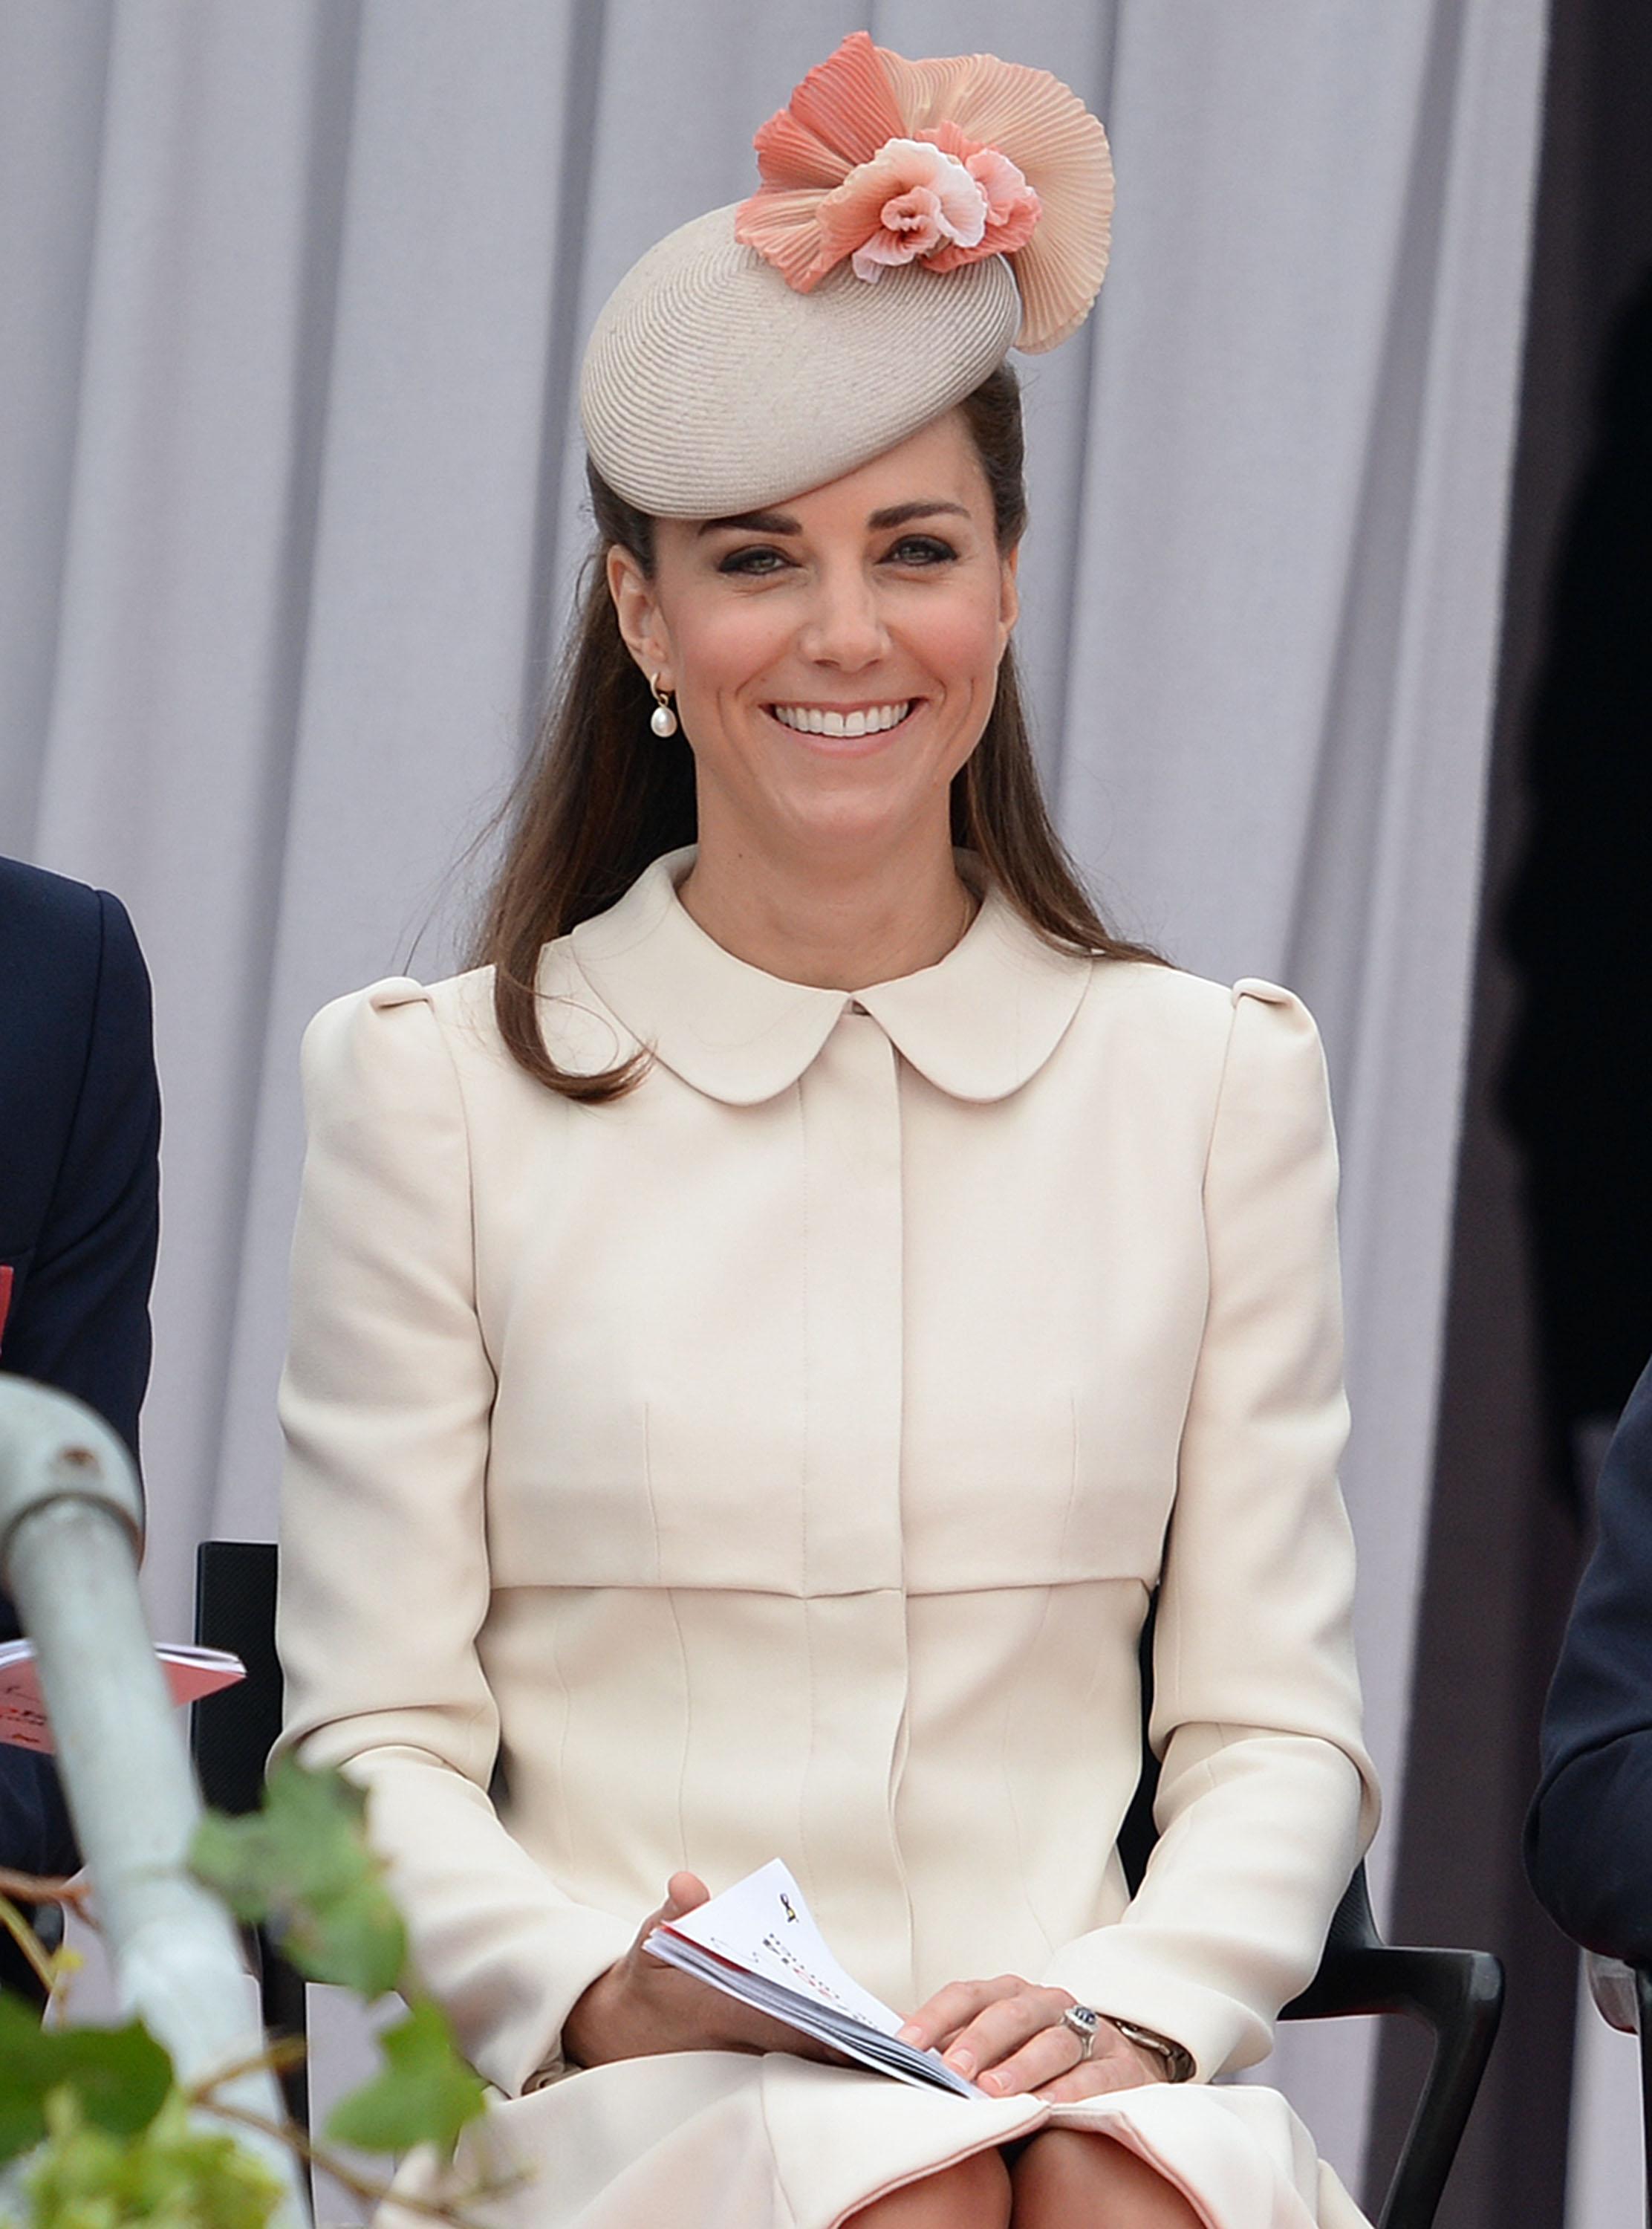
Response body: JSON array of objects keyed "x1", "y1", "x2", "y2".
[{"x1": 191, "y1": 1539, "x2": 309, "y2": 2138}]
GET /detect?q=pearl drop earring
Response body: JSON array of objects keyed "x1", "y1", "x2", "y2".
[{"x1": 649, "y1": 675, "x2": 678, "y2": 738}]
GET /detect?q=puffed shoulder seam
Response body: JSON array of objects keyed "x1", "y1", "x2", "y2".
[
  {"x1": 354, "y1": 976, "x2": 478, "y2": 1136},
  {"x1": 307, "y1": 971, "x2": 502, "y2": 1045},
  {"x1": 365, "y1": 975, "x2": 431, "y2": 1012},
  {"x1": 301, "y1": 976, "x2": 430, "y2": 1048},
  {"x1": 346, "y1": 970, "x2": 501, "y2": 1042},
  {"x1": 301, "y1": 979, "x2": 475, "y2": 1141},
  {"x1": 1231, "y1": 976, "x2": 1298, "y2": 1010}
]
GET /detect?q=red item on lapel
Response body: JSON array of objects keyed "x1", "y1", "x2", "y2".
[{"x1": 0, "y1": 1264, "x2": 11, "y2": 1352}]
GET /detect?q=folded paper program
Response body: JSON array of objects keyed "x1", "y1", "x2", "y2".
[
  {"x1": 0, "y1": 1639, "x2": 242, "y2": 1753},
  {"x1": 645, "y1": 1858, "x2": 983, "y2": 2099}
]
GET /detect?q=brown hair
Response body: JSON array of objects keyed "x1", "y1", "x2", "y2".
[{"x1": 472, "y1": 363, "x2": 1163, "y2": 1100}]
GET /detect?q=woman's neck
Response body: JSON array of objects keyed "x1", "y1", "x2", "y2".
[{"x1": 676, "y1": 827, "x2": 976, "y2": 992}]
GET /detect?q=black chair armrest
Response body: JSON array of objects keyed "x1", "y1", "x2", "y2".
[
  {"x1": 1280, "y1": 1869, "x2": 1504, "y2": 2229},
  {"x1": 1121, "y1": 1612, "x2": 1501, "y2": 2229},
  {"x1": 1285, "y1": 1938, "x2": 1500, "y2": 2029}
]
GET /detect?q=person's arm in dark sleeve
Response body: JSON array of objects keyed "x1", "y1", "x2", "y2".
[
  {"x1": 1, "y1": 889, "x2": 160, "y2": 1470},
  {"x1": 1526, "y1": 1357, "x2": 1652, "y2": 1961},
  {"x1": 0, "y1": 890, "x2": 157, "y2": 1918}
]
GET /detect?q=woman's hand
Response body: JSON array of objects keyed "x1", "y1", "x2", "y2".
[
  {"x1": 562, "y1": 1872, "x2": 842, "y2": 2070},
  {"x1": 896, "y1": 1977, "x2": 1171, "y2": 2103}
]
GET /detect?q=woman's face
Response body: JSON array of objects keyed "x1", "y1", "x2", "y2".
[{"x1": 608, "y1": 409, "x2": 1019, "y2": 863}]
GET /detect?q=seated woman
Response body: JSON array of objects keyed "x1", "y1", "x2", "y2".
[{"x1": 276, "y1": 34, "x2": 1380, "y2": 2228}]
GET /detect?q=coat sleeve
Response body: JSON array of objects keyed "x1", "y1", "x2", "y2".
[
  {"x1": 274, "y1": 981, "x2": 634, "y2": 2095},
  {"x1": 0, "y1": 889, "x2": 160, "y2": 1473},
  {"x1": 1043, "y1": 981, "x2": 1381, "y2": 2080},
  {"x1": 1525, "y1": 1355, "x2": 1652, "y2": 1961},
  {"x1": 0, "y1": 889, "x2": 158, "y2": 1886}
]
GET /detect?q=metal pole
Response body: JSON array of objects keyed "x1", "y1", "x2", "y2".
[{"x1": 0, "y1": 1378, "x2": 308, "y2": 2226}]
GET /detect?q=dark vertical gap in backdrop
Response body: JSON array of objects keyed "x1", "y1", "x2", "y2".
[{"x1": 1369, "y1": 4, "x2": 1652, "y2": 2224}]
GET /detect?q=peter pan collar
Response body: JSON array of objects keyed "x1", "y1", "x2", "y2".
[{"x1": 568, "y1": 848, "x2": 1092, "y2": 1109}]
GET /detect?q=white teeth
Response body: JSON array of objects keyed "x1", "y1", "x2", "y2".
[{"x1": 770, "y1": 701, "x2": 912, "y2": 736}]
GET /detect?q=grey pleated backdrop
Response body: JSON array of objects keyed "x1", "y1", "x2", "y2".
[{"x1": 0, "y1": 0, "x2": 1547, "y2": 2195}]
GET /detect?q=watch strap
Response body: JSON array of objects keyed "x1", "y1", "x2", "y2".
[{"x1": 1104, "y1": 2016, "x2": 1196, "y2": 2083}]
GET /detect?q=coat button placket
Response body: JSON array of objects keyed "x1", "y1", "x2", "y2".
[{"x1": 791, "y1": 1011, "x2": 914, "y2": 1990}]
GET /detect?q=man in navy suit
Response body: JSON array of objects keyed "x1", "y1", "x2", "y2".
[
  {"x1": 0, "y1": 855, "x2": 160, "y2": 1996},
  {"x1": 1527, "y1": 1356, "x2": 1652, "y2": 1959}
]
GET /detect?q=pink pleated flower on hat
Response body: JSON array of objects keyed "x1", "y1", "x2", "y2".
[
  {"x1": 734, "y1": 31, "x2": 1113, "y2": 354},
  {"x1": 825, "y1": 137, "x2": 994, "y2": 280}
]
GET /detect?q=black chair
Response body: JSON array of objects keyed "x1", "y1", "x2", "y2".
[
  {"x1": 193, "y1": 1540, "x2": 1503, "y2": 2225},
  {"x1": 1116, "y1": 1612, "x2": 1504, "y2": 2229},
  {"x1": 190, "y1": 1539, "x2": 310, "y2": 2136},
  {"x1": 1281, "y1": 1868, "x2": 1500, "y2": 2225}
]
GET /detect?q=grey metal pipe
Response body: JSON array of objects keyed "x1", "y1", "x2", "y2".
[{"x1": 0, "y1": 1377, "x2": 308, "y2": 2225}]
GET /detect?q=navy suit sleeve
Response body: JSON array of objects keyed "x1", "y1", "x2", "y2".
[
  {"x1": 0, "y1": 1749, "x2": 75, "y2": 1891},
  {"x1": 0, "y1": 889, "x2": 159, "y2": 1890},
  {"x1": 0, "y1": 890, "x2": 160, "y2": 1469},
  {"x1": 1526, "y1": 1356, "x2": 1652, "y2": 1960}
]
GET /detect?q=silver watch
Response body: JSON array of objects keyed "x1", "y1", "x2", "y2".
[{"x1": 1105, "y1": 2016, "x2": 1196, "y2": 2083}]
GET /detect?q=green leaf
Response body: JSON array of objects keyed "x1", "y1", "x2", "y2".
[
  {"x1": 189, "y1": 1756, "x2": 406, "y2": 1996},
  {"x1": 18, "y1": 2086, "x2": 283, "y2": 2229},
  {"x1": 324, "y1": 1999, "x2": 487, "y2": 2163},
  {"x1": 0, "y1": 1993, "x2": 172, "y2": 2165}
]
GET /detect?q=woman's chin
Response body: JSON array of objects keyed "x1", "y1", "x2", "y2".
[{"x1": 771, "y1": 786, "x2": 941, "y2": 857}]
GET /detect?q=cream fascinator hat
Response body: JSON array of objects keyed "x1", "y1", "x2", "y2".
[{"x1": 579, "y1": 32, "x2": 1113, "y2": 517}]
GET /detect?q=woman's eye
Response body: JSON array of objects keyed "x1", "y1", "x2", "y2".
[
  {"x1": 718, "y1": 546, "x2": 792, "y2": 576},
  {"x1": 885, "y1": 536, "x2": 957, "y2": 566},
  {"x1": 715, "y1": 536, "x2": 957, "y2": 575}
]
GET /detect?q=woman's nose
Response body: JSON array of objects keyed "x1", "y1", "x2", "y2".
[{"x1": 796, "y1": 570, "x2": 889, "y2": 670}]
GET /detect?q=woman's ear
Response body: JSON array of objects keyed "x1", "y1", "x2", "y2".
[{"x1": 606, "y1": 544, "x2": 671, "y2": 687}]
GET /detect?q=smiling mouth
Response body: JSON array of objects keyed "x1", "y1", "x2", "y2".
[{"x1": 766, "y1": 700, "x2": 917, "y2": 739}]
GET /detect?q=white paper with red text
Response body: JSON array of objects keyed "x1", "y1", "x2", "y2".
[{"x1": 0, "y1": 1640, "x2": 244, "y2": 1753}]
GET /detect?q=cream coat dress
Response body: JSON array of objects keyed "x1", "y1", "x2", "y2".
[{"x1": 276, "y1": 848, "x2": 1382, "y2": 2229}]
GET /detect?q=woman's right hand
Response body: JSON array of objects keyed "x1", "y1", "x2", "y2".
[{"x1": 562, "y1": 1872, "x2": 841, "y2": 2070}]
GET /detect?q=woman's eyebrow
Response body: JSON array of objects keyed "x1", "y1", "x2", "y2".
[
  {"x1": 866, "y1": 500, "x2": 971, "y2": 529},
  {"x1": 695, "y1": 499, "x2": 972, "y2": 538},
  {"x1": 697, "y1": 509, "x2": 801, "y2": 537}
]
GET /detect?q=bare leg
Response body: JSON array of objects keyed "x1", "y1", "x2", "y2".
[
  {"x1": 1011, "y1": 2129, "x2": 1203, "y2": 2228},
  {"x1": 848, "y1": 2147, "x2": 1014, "y2": 2228}
]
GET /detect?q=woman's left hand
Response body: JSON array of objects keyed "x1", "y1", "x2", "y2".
[{"x1": 895, "y1": 1976, "x2": 1171, "y2": 2103}]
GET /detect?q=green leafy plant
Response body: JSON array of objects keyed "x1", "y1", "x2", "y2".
[
  {"x1": 323, "y1": 2004, "x2": 490, "y2": 2164},
  {"x1": 19, "y1": 2089, "x2": 284, "y2": 2229},
  {"x1": 0, "y1": 1760, "x2": 504, "y2": 2228},
  {"x1": 0, "y1": 1999, "x2": 172, "y2": 2163},
  {"x1": 191, "y1": 1759, "x2": 406, "y2": 2001}
]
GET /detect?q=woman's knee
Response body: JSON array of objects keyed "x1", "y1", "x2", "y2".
[
  {"x1": 848, "y1": 2144, "x2": 1013, "y2": 2227},
  {"x1": 1009, "y1": 2129, "x2": 1202, "y2": 2228}
]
